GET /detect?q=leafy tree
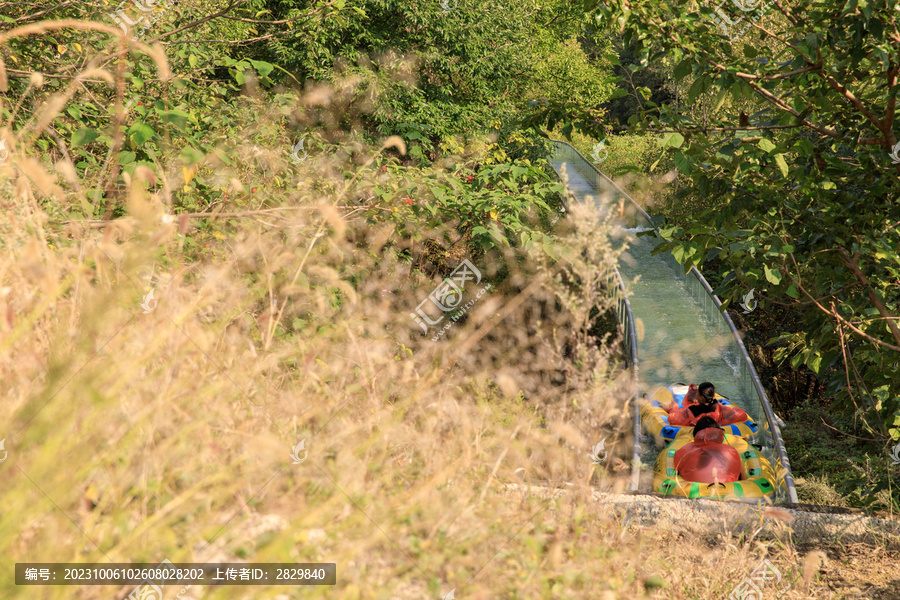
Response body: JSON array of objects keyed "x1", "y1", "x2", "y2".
[
  {"x1": 587, "y1": 0, "x2": 900, "y2": 458},
  {"x1": 0, "y1": 1, "x2": 571, "y2": 259},
  {"x1": 601, "y1": 35, "x2": 676, "y2": 132},
  {"x1": 255, "y1": 0, "x2": 616, "y2": 159}
]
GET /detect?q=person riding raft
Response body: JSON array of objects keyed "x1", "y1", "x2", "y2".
[
  {"x1": 673, "y1": 416, "x2": 743, "y2": 483},
  {"x1": 666, "y1": 382, "x2": 749, "y2": 427}
]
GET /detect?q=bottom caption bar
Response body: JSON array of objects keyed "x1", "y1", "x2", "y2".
[{"x1": 16, "y1": 563, "x2": 336, "y2": 585}]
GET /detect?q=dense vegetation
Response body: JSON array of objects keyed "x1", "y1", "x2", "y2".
[
  {"x1": 1, "y1": 2, "x2": 899, "y2": 597},
  {"x1": 581, "y1": 0, "x2": 900, "y2": 511}
]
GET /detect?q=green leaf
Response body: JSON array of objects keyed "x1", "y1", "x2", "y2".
[
  {"x1": 662, "y1": 132, "x2": 685, "y2": 148},
  {"x1": 774, "y1": 153, "x2": 789, "y2": 177},
  {"x1": 179, "y1": 146, "x2": 205, "y2": 165},
  {"x1": 118, "y1": 151, "x2": 136, "y2": 165},
  {"x1": 764, "y1": 264, "x2": 782, "y2": 284},
  {"x1": 673, "y1": 152, "x2": 693, "y2": 175},
  {"x1": 127, "y1": 123, "x2": 155, "y2": 147},
  {"x1": 159, "y1": 108, "x2": 191, "y2": 130},
  {"x1": 807, "y1": 352, "x2": 823, "y2": 373},
  {"x1": 687, "y1": 76, "x2": 709, "y2": 104},
  {"x1": 712, "y1": 86, "x2": 729, "y2": 113},
  {"x1": 757, "y1": 139, "x2": 776, "y2": 153},
  {"x1": 786, "y1": 284, "x2": 799, "y2": 299},
  {"x1": 71, "y1": 127, "x2": 99, "y2": 146},
  {"x1": 673, "y1": 58, "x2": 692, "y2": 80},
  {"x1": 249, "y1": 60, "x2": 275, "y2": 78},
  {"x1": 213, "y1": 147, "x2": 234, "y2": 166}
]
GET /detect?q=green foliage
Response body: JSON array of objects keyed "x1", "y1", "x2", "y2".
[
  {"x1": 785, "y1": 402, "x2": 900, "y2": 511},
  {"x1": 527, "y1": 32, "x2": 616, "y2": 110},
  {"x1": 0, "y1": 3, "x2": 280, "y2": 218},
  {"x1": 602, "y1": 35, "x2": 677, "y2": 131},
  {"x1": 599, "y1": 133, "x2": 672, "y2": 178},
  {"x1": 591, "y1": 0, "x2": 900, "y2": 450},
  {"x1": 367, "y1": 157, "x2": 565, "y2": 255},
  {"x1": 255, "y1": 0, "x2": 615, "y2": 158}
]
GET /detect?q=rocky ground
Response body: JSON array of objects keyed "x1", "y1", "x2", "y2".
[{"x1": 503, "y1": 484, "x2": 900, "y2": 599}]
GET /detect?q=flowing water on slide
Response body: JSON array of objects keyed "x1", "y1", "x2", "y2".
[
  {"x1": 616, "y1": 231, "x2": 746, "y2": 398},
  {"x1": 550, "y1": 159, "x2": 773, "y2": 472},
  {"x1": 551, "y1": 161, "x2": 745, "y2": 394}
]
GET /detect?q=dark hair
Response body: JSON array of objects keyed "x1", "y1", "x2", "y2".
[
  {"x1": 698, "y1": 382, "x2": 716, "y2": 403},
  {"x1": 693, "y1": 415, "x2": 720, "y2": 437}
]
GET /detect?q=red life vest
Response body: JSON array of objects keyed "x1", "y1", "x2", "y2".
[
  {"x1": 667, "y1": 402, "x2": 749, "y2": 427},
  {"x1": 673, "y1": 427, "x2": 743, "y2": 483}
]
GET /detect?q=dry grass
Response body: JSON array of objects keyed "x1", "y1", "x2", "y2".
[{"x1": 0, "y1": 26, "x2": 857, "y2": 600}]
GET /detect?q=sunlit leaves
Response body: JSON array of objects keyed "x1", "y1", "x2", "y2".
[
  {"x1": 774, "y1": 153, "x2": 789, "y2": 177},
  {"x1": 249, "y1": 59, "x2": 274, "y2": 78},
  {"x1": 590, "y1": 0, "x2": 900, "y2": 440},
  {"x1": 661, "y1": 132, "x2": 684, "y2": 148},
  {"x1": 757, "y1": 139, "x2": 776, "y2": 153},
  {"x1": 763, "y1": 264, "x2": 782, "y2": 285},
  {"x1": 372, "y1": 159, "x2": 563, "y2": 253}
]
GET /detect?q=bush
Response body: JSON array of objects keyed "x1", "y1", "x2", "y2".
[{"x1": 794, "y1": 476, "x2": 848, "y2": 508}]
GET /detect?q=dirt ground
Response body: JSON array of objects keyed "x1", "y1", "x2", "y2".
[{"x1": 799, "y1": 542, "x2": 900, "y2": 599}]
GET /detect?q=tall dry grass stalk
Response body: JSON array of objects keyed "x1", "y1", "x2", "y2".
[{"x1": 0, "y1": 19, "x2": 826, "y2": 600}]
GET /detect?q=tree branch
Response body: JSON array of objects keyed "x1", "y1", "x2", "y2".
[
  {"x1": 788, "y1": 255, "x2": 900, "y2": 352},
  {"x1": 833, "y1": 301, "x2": 889, "y2": 437},
  {"x1": 13, "y1": 0, "x2": 74, "y2": 23},
  {"x1": 647, "y1": 124, "x2": 804, "y2": 134},
  {"x1": 146, "y1": 0, "x2": 254, "y2": 44},
  {"x1": 840, "y1": 250, "x2": 900, "y2": 348}
]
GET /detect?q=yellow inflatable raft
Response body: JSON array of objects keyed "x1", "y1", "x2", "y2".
[
  {"x1": 652, "y1": 431, "x2": 779, "y2": 502},
  {"x1": 641, "y1": 385, "x2": 759, "y2": 442}
]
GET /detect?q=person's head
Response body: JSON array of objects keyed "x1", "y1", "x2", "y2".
[
  {"x1": 693, "y1": 415, "x2": 720, "y2": 438},
  {"x1": 698, "y1": 382, "x2": 716, "y2": 405}
]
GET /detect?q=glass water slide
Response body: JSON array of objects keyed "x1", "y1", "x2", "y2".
[{"x1": 550, "y1": 140, "x2": 798, "y2": 503}]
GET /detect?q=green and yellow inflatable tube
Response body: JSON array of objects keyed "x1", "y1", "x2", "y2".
[
  {"x1": 652, "y1": 431, "x2": 779, "y2": 503},
  {"x1": 640, "y1": 384, "x2": 759, "y2": 442}
]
